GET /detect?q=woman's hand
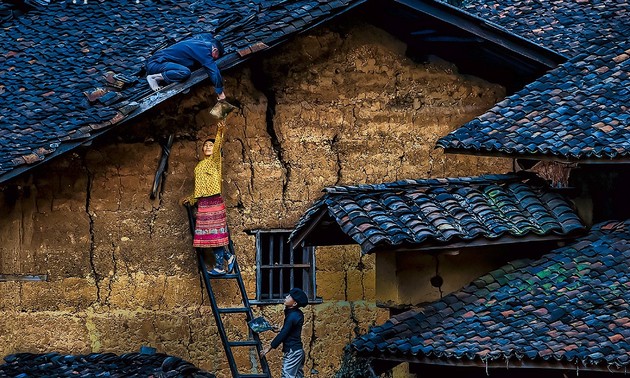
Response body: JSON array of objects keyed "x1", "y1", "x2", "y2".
[{"x1": 261, "y1": 346, "x2": 271, "y2": 356}]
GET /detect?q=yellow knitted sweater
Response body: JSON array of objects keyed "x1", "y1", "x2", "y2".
[{"x1": 189, "y1": 122, "x2": 225, "y2": 204}]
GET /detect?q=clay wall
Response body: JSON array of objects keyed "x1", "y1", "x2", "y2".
[{"x1": 0, "y1": 20, "x2": 510, "y2": 377}]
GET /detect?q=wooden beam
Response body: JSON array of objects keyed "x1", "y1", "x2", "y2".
[
  {"x1": 289, "y1": 209, "x2": 328, "y2": 249},
  {"x1": 0, "y1": 274, "x2": 48, "y2": 282},
  {"x1": 393, "y1": 0, "x2": 565, "y2": 68},
  {"x1": 441, "y1": 148, "x2": 630, "y2": 164},
  {"x1": 368, "y1": 234, "x2": 580, "y2": 254}
]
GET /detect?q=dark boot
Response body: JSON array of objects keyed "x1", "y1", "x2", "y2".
[{"x1": 208, "y1": 248, "x2": 225, "y2": 276}]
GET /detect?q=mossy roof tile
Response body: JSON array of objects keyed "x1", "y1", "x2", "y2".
[
  {"x1": 351, "y1": 219, "x2": 630, "y2": 368},
  {"x1": 291, "y1": 173, "x2": 585, "y2": 254}
]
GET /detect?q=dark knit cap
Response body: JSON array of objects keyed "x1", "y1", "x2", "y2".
[
  {"x1": 289, "y1": 288, "x2": 308, "y2": 308},
  {"x1": 212, "y1": 39, "x2": 224, "y2": 57},
  {"x1": 195, "y1": 33, "x2": 224, "y2": 56}
]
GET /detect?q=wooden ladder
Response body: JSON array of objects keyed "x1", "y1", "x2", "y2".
[{"x1": 185, "y1": 205, "x2": 272, "y2": 378}]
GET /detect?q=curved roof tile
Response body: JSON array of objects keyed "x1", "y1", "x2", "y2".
[
  {"x1": 436, "y1": 40, "x2": 630, "y2": 160},
  {"x1": 0, "y1": 351, "x2": 215, "y2": 377},
  {"x1": 351, "y1": 219, "x2": 630, "y2": 368},
  {"x1": 290, "y1": 173, "x2": 585, "y2": 253},
  {"x1": 435, "y1": 0, "x2": 629, "y2": 160},
  {"x1": 0, "y1": 0, "x2": 366, "y2": 182},
  {"x1": 458, "y1": 0, "x2": 628, "y2": 58}
]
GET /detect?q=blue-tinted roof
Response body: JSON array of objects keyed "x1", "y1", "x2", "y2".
[
  {"x1": 0, "y1": 351, "x2": 214, "y2": 377},
  {"x1": 435, "y1": 0, "x2": 630, "y2": 160},
  {"x1": 351, "y1": 219, "x2": 630, "y2": 368},
  {"x1": 436, "y1": 40, "x2": 630, "y2": 160},
  {"x1": 0, "y1": 0, "x2": 366, "y2": 183},
  {"x1": 459, "y1": 0, "x2": 628, "y2": 59},
  {"x1": 290, "y1": 173, "x2": 585, "y2": 253}
]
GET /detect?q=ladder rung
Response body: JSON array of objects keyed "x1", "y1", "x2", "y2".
[
  {"x1": 259, "y1": 263, "x2": 311, "y2": 269},
  {"x1": 217, "y1": 307, "x2": 249, "y2": 314},
  {"x1": 228, "y1": 340, "x2": 260, "y2": 347},
  {"x1": 187, "y1": 209, "x2": 271, "y2": 377},
  {"x1": 206, "y1": 273, "x2": 240, "y2": 279}
]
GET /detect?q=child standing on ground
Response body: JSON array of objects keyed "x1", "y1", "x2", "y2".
[{"x1": 262, "y1": 288, "x2": 308, "y2": 378}]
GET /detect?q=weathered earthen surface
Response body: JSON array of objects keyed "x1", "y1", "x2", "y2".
[{"x1": 0, "y1": 20, "x2": 510, "y2": 377}]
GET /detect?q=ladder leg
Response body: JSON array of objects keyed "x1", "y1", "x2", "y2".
[
  {"x1": 228, "y1": 238, "x2": 272, "y2": 375},
  {"x1": 185, "y1": 204, "x2": 272, "y2": 377},
  {"x1": 197, "y1": 251, "x2": 242, "y2": 377}
]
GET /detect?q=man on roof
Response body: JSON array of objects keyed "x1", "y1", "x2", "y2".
[{"x1": 145, "y1": 33, "x2": 226, "y2": 100}]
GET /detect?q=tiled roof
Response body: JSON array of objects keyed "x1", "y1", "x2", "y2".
[
  {"x1": 436, "y1": 39, "x2": 630, "y2": 160},
  {"x1": 0, "y1": 351, "x2": 215, "y2": 377},
  {"x1": 290, "y1": 173, "x2": 585, "y2": 254},
  {"x1": 458, "y1": 0, "x2": 628, "y2": 59},
  {"x1": 434, "y1": 0, "x2": 630, "y2": 160},
  {"x1": 351, "y1": 219, "x2": 630, "y2": 369},
  {"x1": 0, "y1": 0, "x2": 366, "y2": 183}
]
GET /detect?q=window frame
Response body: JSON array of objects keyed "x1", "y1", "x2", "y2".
[{"x1": 249, "y1": 229, "x2": 322, "y2": 305}]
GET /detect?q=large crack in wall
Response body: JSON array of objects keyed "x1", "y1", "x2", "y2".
[
  {"x1": 148, "y1": 141, "x2": 169, "y2": 239},
  {"x1": 307, "y1": 310, "x2": 318, "y2": 374},
  {"x1": 103, "y1": 242, "x2": 118, "y2": 306},
  {"x1": 344, "y1": 268, "x2": 362, "y2": 339},
  {"x1": 250, "y1": 63, "x2": 291, "y2": 206},
  {"x1": 83, "y1": 154, "x2": 100, "y2": 303},
  {"x1": 330, "y1": 134, "x2": 343, "y2": 186}
]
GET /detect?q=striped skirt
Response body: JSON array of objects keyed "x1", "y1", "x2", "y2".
[{"x1": 193, "y1": 195, "x2": 229, "y2": 248}]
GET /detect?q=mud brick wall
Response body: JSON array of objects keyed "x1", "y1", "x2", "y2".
[{"x1": 0, "y1": 20, "x2": 510, "y2": 377}]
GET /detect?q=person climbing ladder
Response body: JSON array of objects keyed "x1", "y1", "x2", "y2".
[{"x1": 183, "y1": 110, "x2": 235, "y2": 275}]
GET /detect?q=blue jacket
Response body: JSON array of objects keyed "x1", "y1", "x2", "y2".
[
  {"x1": 271, "y1": 307, "x2": 304, "y2": 352},
  {"x1": 150, "y1": 35, "x2": 223, "y2": 94}
]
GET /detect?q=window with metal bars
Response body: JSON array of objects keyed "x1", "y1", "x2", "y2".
[{"x1": 250, "y1": 229, "x2": 320, "y2": 305}]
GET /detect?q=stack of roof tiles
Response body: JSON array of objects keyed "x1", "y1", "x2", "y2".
[
  {"x1": 291, "y1": 173, "x2": 585, "y2": 253},
  {"x1": 0, "y1": 351, "x2": 215, "y2": 377},
  {"x1": 351, "y1": 219, "x2": 630, "y2": 369}
]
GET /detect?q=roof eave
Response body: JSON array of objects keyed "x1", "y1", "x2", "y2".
[
  {"x1": 367, "y1": 233, "x2": 583, "y2": 254},
  {"x1": 393, "y1": 0, "x2": 566, "y2": 68},
  {"x1": 290, "y1": 208, "x2": 329, "y2": 249},
  {"x1": 294, "y1": 226, "x2": 583, "y2": 254},
  {"x1": 363, "y1": 353, "x2": 630, "y2": 374},
  {"x1": 440, "y1": 148, "x2": 630, "y2": 165}
]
